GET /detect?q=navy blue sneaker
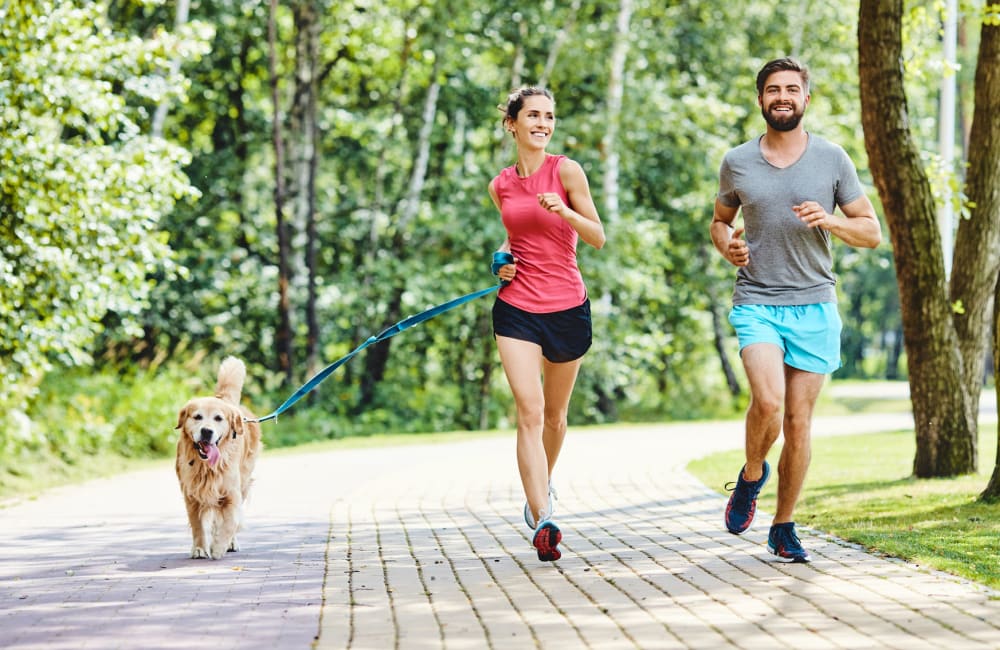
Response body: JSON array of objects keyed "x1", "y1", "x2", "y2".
[
  {"x1": 768, "y1": 522, "x2": 811, "y2": 563},
  {"x1": 724, "y1": 461, "x2": 771, "y2": 534},
  {"x1": 532, "y1": 516, "x2": 562, "y2": 562}
]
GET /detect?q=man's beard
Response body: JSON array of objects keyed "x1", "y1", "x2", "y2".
[{"x1": 761, "y1": 104, "x2": 804, "y2": 132}]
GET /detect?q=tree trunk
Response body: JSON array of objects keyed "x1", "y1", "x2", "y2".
[
  {"x1": 970, "y1": 19, "x2": 1000, "y2": 499},
  {"x1": 358, "y1": 288, "x2": 402, "y2": 411},
  {"x1": 858, "y1": 0, "x2": 976, "y2": 477},
  {"x1": 537, "y1": 0, "x2": 581, "y2": 88},
  {"x1": 269, "y1": 0, "x2": 294, "y2": 384},
  {"x1": 290, "y1": 1, "x2": 321, "y2": 381},
  {"x1": 710, "y1": 293, "x2": 742, "y2": 397},
  {"x1": 949, "y1": 16, "x2": 1000, "y2": 436},
  {"x1": 498, "y1": 18, "x2": 527, "y2": 163},
  {"x1": 359, "y1": 9, "x2": 414, "y2": 357},
  {"x1": 700, "y1": 245, "x2": 741, "y2": 396},
  {"x1": 150, "y1": 0, "x2": 190, "y2": 138},
  {"x1": 841, "y1": 292, "x2": 866, "y2": 377},
  {"x1": 601, "y1": 0, "x2": 632, "y2": 225},
  {"x1": 476, "y1": 309, "x2": 495, "y2": 431},
  {"x1": 359, "y1": 61, "x2": 441, "y2": 409},
  {"x1": 985, "y1": 281, "x2": 1000, "y2": 499},
  {"x1": 886, "y1": 325, "x2": 903, "y2": 380},
  {"x1": 396, "y1": 65, "x2": 440, "y2": 231}
]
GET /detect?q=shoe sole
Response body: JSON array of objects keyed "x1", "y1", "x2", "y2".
[
  {"x1": 533, "y1": 522, "x2": 562, "y2": 562},
  {"x1": 768, "y1": 545, "x2": 811, "y2": 563}
]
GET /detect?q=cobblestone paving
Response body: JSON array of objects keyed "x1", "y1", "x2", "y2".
[{"x1": 2, "y1": 413, "x2": 999, "y2": 649}]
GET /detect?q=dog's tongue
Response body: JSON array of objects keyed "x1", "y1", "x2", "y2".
[{"x1": 206, "y1": 444, "x2": 221, "y2": 467}]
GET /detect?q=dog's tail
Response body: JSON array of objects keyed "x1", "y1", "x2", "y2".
[{"x1": 215, "y1": 356, "x2": 246, "y2": 405}]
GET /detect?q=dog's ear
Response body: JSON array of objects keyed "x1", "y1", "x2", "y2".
[{"x1": 175, "y1": 404, "x2": 190, "y2": 430}]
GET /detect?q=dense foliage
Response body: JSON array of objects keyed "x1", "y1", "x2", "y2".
[
  {"x1": 2, "y1": 0, "x2": 989, "y2": 462},
  {"x1": 0, "y1": 0, "x2": 208, "y2": 452}
]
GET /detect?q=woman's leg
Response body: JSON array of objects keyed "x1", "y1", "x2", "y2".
[
  {"x1": 540, "y1": 356, "x2": 583, "y2": 478},
  {"x1": 496, "y1": 336, "x2": 550, "y2": 522}
]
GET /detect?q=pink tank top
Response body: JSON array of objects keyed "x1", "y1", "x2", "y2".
[{"x1": 492, "y1": 154, "x2": 586, "y2": 313}]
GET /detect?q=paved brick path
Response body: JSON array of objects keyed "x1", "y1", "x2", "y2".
[{"x1": 3, "y1": 412, "x2": 999, "y2": 649}]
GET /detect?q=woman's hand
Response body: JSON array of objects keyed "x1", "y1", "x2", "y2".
[
  {"x1": 497, "y1": 259, "x2": 517, "y2": 283},
  {"x1": 537, "y1": 192, "x2": 568, "y2": 216}
]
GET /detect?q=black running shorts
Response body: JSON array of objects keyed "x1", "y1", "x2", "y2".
[{"x1": 492, "y1": 297, "x2": 592, "y2": 363}]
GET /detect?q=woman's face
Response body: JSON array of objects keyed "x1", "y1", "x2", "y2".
[{"x1": 509, "y1": 95, "x2": 555, "y2": 151}]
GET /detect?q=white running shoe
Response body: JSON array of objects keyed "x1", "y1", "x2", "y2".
[{"x1": 523, "y1": 480, "x2": 557, "y2": 529}]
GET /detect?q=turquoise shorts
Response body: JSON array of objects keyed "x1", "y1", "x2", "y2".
[{"x1": 728, "y1": 303, "x2": 842, "y2": 374}]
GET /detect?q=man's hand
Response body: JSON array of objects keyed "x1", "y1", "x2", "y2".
[
  {"x1": 726, "y1": 227, "x2": 749, "y2": 266},
  {"x1": 793, "y1": 201, "x2": 836, "y2": 230}
]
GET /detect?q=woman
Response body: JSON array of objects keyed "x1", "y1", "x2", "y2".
[{"x1": 488, "y1": 86, "x2": 605, "y2": 562}]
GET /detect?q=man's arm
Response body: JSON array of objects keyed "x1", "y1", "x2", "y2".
[
  {"x1": 793, "y1": 195, "x2": 882, "y2": 249},
  {"x1": 711, "y1": 198, "x2": 749, "y2": 266}
]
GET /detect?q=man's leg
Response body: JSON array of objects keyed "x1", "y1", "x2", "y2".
[
  {"x1": 774, "y1": 367, "x2": 825, "y2": 523},
  {"x1": 740, "y1": 343, "x2": 787, "y2": 481},
  {"x1": 725, "y1": 343, "x2": 785, "y2": 534}
]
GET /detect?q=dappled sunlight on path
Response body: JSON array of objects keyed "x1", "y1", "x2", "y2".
[{"x1": 2, "y1": 406, "x2": 998, "y2": 649}]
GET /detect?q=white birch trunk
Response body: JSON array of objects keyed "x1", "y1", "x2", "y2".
[
  {"x1": 602, "y1": 0, "x2": 633, "y2": 224},
  {"x1": 151, "y1": 0, "x2": 191, "y2": 137}
]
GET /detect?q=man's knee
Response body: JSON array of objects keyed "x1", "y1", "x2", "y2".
[
  {"x1": 749, "y1": 394, "x2": 783, "y2": 420},
  {"x1": 783, "y1": 409, "x2": 814, "y2": 436}
]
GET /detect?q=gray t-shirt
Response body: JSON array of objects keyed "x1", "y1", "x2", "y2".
[{"x1": 717, "y1": 133, "x2": 865, "y2": 305}]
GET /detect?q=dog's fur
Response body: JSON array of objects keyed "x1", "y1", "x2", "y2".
[{"x1": 175, "y1": 356, "x2": 262, "y2": 559}]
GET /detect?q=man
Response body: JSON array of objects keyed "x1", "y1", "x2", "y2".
[{"x1": 710, "y1": 57, "x2": 881, "y2": 563}]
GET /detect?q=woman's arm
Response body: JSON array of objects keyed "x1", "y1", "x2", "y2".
[
  {"x1": 544, "y1": 159, "x2": 606, "y2": 249},
  {"x1": 488, "y1": 179, "x2": 516, "y2": 282}
]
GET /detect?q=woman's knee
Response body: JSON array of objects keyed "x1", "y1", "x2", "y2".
[
  {"x1": 516, "y1": 401, "x2": 545, "y2": 431},
  {"x1": 543, "y1": 409, "x2": 568, "y2": 434}
]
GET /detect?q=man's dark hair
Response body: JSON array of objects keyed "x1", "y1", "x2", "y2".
[{"x1": 756, "y1": 57, "x2": 810, "y2": 96}]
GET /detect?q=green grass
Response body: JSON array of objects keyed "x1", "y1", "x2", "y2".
[
  {"x1": 0, "y1": 428, "x2": 506, "y2": 505},
  {"x1": 263, "y1": 427, "x2": 505, "y2": 455},
  {"x1": 688, "y1": 428, "x2": 1000, "y2": 590},
  {"x1": 813, "y1": 379, "x2": 915, "y2": 415},
  {"x1": 0, "y1": 449, "x2": 165, "y2": 505}
]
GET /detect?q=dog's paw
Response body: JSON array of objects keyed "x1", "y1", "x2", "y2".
[
  {"x1": 228, "y1": 536, "x2": 240, "y2": 553},
  {"x1": 191, "y1": 546, "x2": 210, "y2": 559}
]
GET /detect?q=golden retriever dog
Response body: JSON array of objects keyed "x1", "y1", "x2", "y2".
[{"x1": 175, "y1": 356, "x2": 262, "y2": 559}]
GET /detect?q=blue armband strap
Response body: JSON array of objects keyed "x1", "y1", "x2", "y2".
[{"x1": 491, "y1": 251, "x2": 514, "y2": 276}]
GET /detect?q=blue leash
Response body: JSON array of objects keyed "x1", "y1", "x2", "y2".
[{"x1": 249, "y1": 252, "x2": 514, "y2": 424}]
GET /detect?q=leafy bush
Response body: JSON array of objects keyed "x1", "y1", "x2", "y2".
[
  {"x1": 26, "y1": 364, "x2": 204, "y2": 459},
  {"x1": 16, "y1": 357, "x2": 486, "y2": 462}
]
